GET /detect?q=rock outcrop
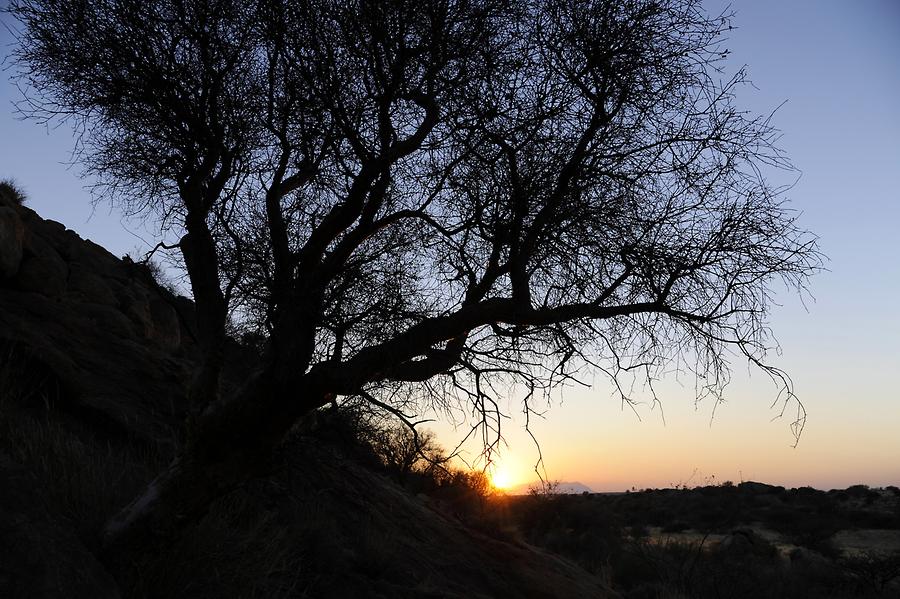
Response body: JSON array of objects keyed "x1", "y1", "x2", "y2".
[
  {"x1": 0, "y1": 206, "x2": 24, "y2": 278},
  {"x1": 0, "y1": 202, "x2": 196, "y2": 447}
]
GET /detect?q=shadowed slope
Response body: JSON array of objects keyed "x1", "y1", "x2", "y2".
[
  {"x1": 0, "y1": 198, "x2": 612, "y2": 598},
  {"x1": 131, "y1": 436, "x2": 616, "y2": 598}
]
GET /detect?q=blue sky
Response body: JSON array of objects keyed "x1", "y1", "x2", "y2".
[
  {"x1": 498, "y1": 0, "x2": 900, "y2": 491},
  {"x1": 1, "y1": 0, "x2": 898, "y2": 490}
]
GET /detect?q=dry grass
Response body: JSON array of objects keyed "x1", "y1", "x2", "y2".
[
  {"x1": 0, "y1": 178, "x2": 27, "y2": 205},
  {"x1": 130, "y1": 490, "x2": 314, "y2": 598},
  {"x1": 0, "y1": 346, "x2": 323, "y2": 597},
  {"x1": 0, "y1": 346, "x2": 165, "y2": 547}
]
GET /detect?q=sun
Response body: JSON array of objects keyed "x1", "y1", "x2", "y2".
[{"x1": 490, "y1": 465, "x2": 514, "y2": 490}]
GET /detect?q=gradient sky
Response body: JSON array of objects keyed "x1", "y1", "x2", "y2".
[{"x1": 1, "y1": 1, "x2": 898, "y2": 491}]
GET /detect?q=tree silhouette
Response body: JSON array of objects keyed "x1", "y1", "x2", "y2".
[{"x1": 8, "y1": 0, "x2": 819, "y2": 560}]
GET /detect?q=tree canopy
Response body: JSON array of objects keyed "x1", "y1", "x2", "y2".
[{"x1": 8, "y1": 0, "x2": 819, "y2": 556}]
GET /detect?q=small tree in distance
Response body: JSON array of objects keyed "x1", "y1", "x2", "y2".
[
  {"x1": 7, "y1": 0, "x2": 820, "y2": 562},
  {"x1": 369, "y1": 425, "x2": 448, "y2": 483}
]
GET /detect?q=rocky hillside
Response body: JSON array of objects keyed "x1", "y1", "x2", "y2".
[
  {"x1": 0, "y1": 188, "x2": 196, "y2": 449},
  {"x1": 0, "y1": 187, "x2": 613, "y2": 598}
]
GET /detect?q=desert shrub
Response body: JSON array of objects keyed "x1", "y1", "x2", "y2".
[
  {"x1": 305, "y1": 402, "x2": 379, "y2": 452},
  {"x1": 299, "y1": 402, "x2": 500, "y2": 533},
  {"x1": 848, "y1": 508, "x2": 899, "y2": 529},
  {"x1": 614, "y1": 549, "x2": 664, "y2": 594},
  {"x1": 838, "y1": 550, "x2": 900, "y2": 594},
  {"x1": 301, "y1": 401, "x2": 459, "y2": 492},
  {"x1": 847, "y1": 484, "x2": 872, "y2": 498},
  {"x1": 0, "y1": 178, "x2": 27, "y2": 205},
  {"x1": 832, "y1": 490, "x2": 850, "y2": 502},
  {"x1": 509, "y1": 493, "x2": 625, "y2": 574},
  {"x1": 145, "y1": 258, "x2": 182, "y2": 295},
  {"x1": 693, "y1": 535, "x2": 788, "y2": 599},
  {"x1": 788, "y1": 523, "x2": 840, "y2": 558},
  {"x1": 647, "y1": 506, "x2": 675, "y2": 525},
  {"x1": 613, "y1": 539, "x2": 705, "y2": 595},
  {"x1": 367, "y1": 424, "x2": 448, "y2": 484},
  {"x1": 616, "y1": 533, "x2": 832, "y2": 599},
  {"x1": 431, "y1": 469, "x2": 493, "y2": 519},
  {"x1": 697, "y1": 506, "x2": 733, "y2": 530}
]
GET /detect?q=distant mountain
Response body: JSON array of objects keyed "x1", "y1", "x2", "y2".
[
  {"x1": 558, "y1": 482, "x2": 594, "y2": 494},
  {"x1": 509, "y1": 481, "x2": 594, "y2": 495}
]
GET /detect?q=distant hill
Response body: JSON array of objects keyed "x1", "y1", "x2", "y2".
[{"x1": 509, "y1": 481, "x2": 594, "y2": 495}]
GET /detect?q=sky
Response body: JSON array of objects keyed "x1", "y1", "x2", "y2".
[{"x1": 1, "y1": 1, "x2": 898, "y2": 491}]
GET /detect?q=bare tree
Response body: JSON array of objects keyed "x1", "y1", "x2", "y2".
[
  {"x1": 368, "y1": 425, "x2": 447, "y2": 483},
  {"x1": 7, "y1": 0, "x2": 819, "y2": 562}
]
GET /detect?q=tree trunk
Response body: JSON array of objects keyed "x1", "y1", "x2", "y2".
[
  {"x1": 100, "y1": 366, "x2": 327, "y2": 572},
  {"x1": 179, "y1": 227, "x2": 227, "y2": 409}
]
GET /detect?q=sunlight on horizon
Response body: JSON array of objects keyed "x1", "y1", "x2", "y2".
[{"x1": 490, "y1": 464, "x2": 514, "y2": 490}]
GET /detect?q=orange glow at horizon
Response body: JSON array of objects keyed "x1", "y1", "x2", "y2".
[{"x1": 490, "y1": 465, "x2": 513, "y2": 490}]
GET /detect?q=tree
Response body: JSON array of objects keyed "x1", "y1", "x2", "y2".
[
  {"x1": 7, "y1": 0, "x2": 819, "y2": 562},
  {"x1": 369, "y1": 425, "x2": 447, "y2": 483}
]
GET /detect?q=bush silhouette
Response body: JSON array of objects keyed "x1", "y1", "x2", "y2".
[{"x1": 0, "y1": 179, "x2": 27, "y2": 205}]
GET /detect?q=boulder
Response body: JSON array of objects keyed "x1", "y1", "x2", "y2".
[
  {"x1": 148, "y1": 296, "x2": 181, "y2": 351},
  {"x1": 0, "y1": 206, "x2": 24, "y2": 278},
  {"x1": 78, "y1": 302, "x2": 142, "y2": 340},
  {"x1": 11, "y1": 223, "x2": 71, "y2": 297},
  {"x1": 36, "y1": 218, "x2": 66, "y2": 238},
  {"x1": 113, "y1": 280, "x2": 182, "y2": 350},
  {"x1": 67, "y1": 265, "x2": 118, "y2": 306},
  {"x1": 13, "y1": 251, "x2": 69, "y2": 297},
  {"x1": 118, "y1": 283, "x2": 154, "y2": 338},
  {"x1": 0, "y1": 200, "x2": 200, "y2": 446},
  {"x1": 71, "y1": 238, "x2": 123, "y2": 277},
  {"x1": 0, "y1": 288, "x2": 191, "y2": 447}
]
